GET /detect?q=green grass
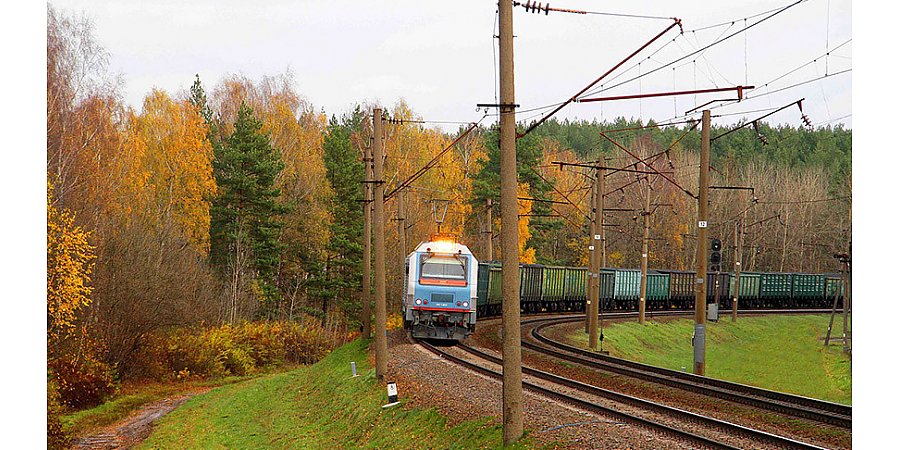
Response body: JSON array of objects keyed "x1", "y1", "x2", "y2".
[
  {"x1": 140, "y1": 339, "x2": 535, "y2": 449},
  {"x1": 61, "y1": 376, "x2": 253, "y2": 438},
  {"x1": 570, "y1": 315, "x2": 851, "y2": 404}
]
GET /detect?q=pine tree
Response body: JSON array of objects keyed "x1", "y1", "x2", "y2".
[
  {"x1": 319, "y1": 108, "x2": 366, "y2": 322},
  {"x1": 210, "y1": 102, "x2": 288, "y2": 319}
]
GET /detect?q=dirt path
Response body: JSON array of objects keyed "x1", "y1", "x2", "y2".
[{"x1": 70, "y1": 388, "x2": 210, "y2": 450}]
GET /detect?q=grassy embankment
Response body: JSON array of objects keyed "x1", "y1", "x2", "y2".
[
  {"x1": 140, "y1": 339, "x2": 534, "y2": 449},
  {"x1": 62, "y1": 375, "x2": 260, "y2": 438},
  {"x1": 569, "y1": 314, "x2": 851, "y2": 404}
]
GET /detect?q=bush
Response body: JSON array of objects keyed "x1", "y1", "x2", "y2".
[
  {"x1": 135, "y1": 315, "x2": 356, "y2": 381},
  {"x1": 49, "y1": 353, "x2": 115, "y2": 409},
  {"x1": 47, "y1": 378, "x2": 69, "y2": 450}
]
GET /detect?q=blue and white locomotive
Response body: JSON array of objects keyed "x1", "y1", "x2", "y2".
[{"x1": 402, "y1": 234, "x2": 478, "y2": 341}]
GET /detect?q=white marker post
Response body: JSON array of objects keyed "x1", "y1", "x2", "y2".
[
  {"x1": 350, "y1": 362, "x2": 358, "y2": 378},
  {"x1": 382, "y1": 381, "x2": 400, "y2": 409}
]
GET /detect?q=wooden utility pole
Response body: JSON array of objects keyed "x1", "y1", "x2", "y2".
[
  {"x1": 638, "y1": 178, "x2": 650, "y2": 324},
  {"x1": 373, "y1": 108, "x2": 387, "y2": 381},
  {"x1": 588, "y1": 165, "x2": 602, "y2": 350},
  {"x1": 732, "y1": 209, "x2": 745, "y2": 322},
  {"x1": 694, "y1": 110, "x2": 710, "y2": 376},
  {"x1": 499, "y1": 0, "x2": 523, "y2": 444},
  {"x1": 361, "y1": 144, "x2": 373, "y2": 339},
  {"x1": 484, "y1": 199, "x2": 493, "y2": 260}
]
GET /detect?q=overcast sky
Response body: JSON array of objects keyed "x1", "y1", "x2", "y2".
[{"x1": 51, "y1": 0, "x2": 851, "y2": 131}]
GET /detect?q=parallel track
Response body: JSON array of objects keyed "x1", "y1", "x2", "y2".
[
  {"x1": 416, "y1": 337, "x2": 826, "y2": 449},
  {"x1": 520, "y1": 311, "x2": 851, "y2": 429}
]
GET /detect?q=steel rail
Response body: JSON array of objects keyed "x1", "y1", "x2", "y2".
[
  {"x1": 424, "y1": 337, "x2": 826, "y2": 449},
  {"x1": 523, "y1": 313, "x2": 852, "y2": 428},
  {"x1": 415, "y1": 338, "x2": 739, "y2": 450}
]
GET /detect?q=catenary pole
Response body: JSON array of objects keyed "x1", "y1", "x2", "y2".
[
  {"x1": 600, "y1": 159, "x2": 608, "y2": 269},
  {"x1": 398, "y1": 187, "x2": 407, "y2": 265},
  {"x1": 639, "y1": 177, "x2": 651, "y2": 324},
  {"x1": 694, "y1": 110, "x2": 710, "y2": 376},
  {"x1": 484, "y1": 199, "x2": 494, "y2": 260},
  {"x1": 585, "y1": 179, "x2": 596, "y2": 334},
  {"x1": 732, "y1": 208, "x2": 745, "y2": 322},
  {"x1": 362, "y1": 144, "x2": 373, "y2": 339},
  {"x1": 499, "y1": 0, "x2": 524, "y2": 444},
  {"x1": 588, "y1": 166, "x2": 601, "y2": 349},
  {"x1": 373, "y1": 108, "x2": 387, "y2": 381}
]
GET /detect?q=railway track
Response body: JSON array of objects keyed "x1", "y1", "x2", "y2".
[
  {"x1": 519, "y1": 311, "x2": 851, "y2": 429},
  {"x1": 416, "y1": 336, "x2": 827, "y2": 449}
]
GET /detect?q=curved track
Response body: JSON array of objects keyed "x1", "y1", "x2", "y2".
[
  {"x1": 522, "y1": 311, "x2": 851, "y2": 429},
  {"x1": 416, "y1": 336, "x2": 827, "y2": 450}
]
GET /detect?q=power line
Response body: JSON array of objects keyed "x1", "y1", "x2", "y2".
[
  {"x1": 580, "y1": 0, "x2": 809, "y2": 98},
  {"x1": 757, "y1": 196, "x2": 850, "y2": 205},
  {"x1": 684, "y1": 0, "x2": 809, "y2": 33}
]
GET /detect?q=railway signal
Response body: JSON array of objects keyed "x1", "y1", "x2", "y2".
[{"x1": 710, "y1": 238, "x2": 722, "y2": 272}]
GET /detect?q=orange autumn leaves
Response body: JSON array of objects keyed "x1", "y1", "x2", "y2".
[{"x1": 126, "y1": 90, "x2": 217, "y2": 253}]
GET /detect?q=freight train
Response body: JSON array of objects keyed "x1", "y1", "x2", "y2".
[
  {"x1": 475, "y1": 262, "x2": 846, "y2": 318},
  {"x1": 402, "y1": 236, "x2": 478, "y2": 340}
]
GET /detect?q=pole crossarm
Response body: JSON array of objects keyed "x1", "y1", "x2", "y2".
[
  {"x1": 552, "y1": 161, "x2": 673, "y2": 175},
  {"x1": 711, "y1": 99, "x2": 803, "y2": 142},
  {"x1": 577, "y1": 85, "x2": 753, "y2": 103},
  {"x1": 710, "y1": 186, "x2": 755, "y2": 191},
  {"x1": 518, "y1": 18, "x2": 682, "y2": 139},
  {"x1": 599, "y1": 132, "x2": 696, "y2": 199}
]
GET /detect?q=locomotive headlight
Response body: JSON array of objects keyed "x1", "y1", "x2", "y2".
[
  {"x1": 415, "y1": 298, "x2": 422, "y2": 305},
  {"x1": 462, "y1": 301, "x2": 469, "y2": 308}
]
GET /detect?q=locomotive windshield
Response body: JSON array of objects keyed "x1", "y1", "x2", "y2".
[{"x1": 420, "y1": 254, "x2": 467, "y2": 280}]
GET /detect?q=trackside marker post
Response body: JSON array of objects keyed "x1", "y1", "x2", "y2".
[
  {"x1": 351, "y1": 362, "x2": 358, "y2": 378},
  {"x1": 382, "y1": 381, "x2": 400, "y2": 409}
]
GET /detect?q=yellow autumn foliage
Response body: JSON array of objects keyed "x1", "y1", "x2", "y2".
[{"x1": 47, "y1": 180, "x2": 95, "y2": 340}]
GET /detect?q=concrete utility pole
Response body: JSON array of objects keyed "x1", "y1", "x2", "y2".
[
  {"x1": 694, "y1": 110, "x2": 711, "y2": 376},
  {"x1": 732, "y1": 210, "x2": 745, "y2": 322},
  {"x1": 373, "y1": 108, "x2": 387, "y2": 381},
  {"x1": 484, "y1": 199, "x2": 493, "y2": 260},
  {"x1": 638, "y1": 178, "x2": 651, "y2": 324},
  {"x1": 588, "y1": 165, "x2": 602, "y2": 350},
  {"x1": 362, "y1": 144, "x2": 373, "y2": 339},
  {"x1": 498, "y1": 0, "x2": 523, "y2": 444},
  {"x1": 600, "y1": 159, "x2": 608, "y2": 269},
  {"x1": 585, "y1": 178, "x2": 597, "y2": 334},
  {"x1": 398, "y1": 187, "x2": 408, "y2": 265}
]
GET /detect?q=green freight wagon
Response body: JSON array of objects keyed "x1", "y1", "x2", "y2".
[
  {"x1": 520, "y1": 264, "x2": 544, "y2": 312},
  {"x1": 598, "y1": 269, "x2": 616, "y2": 312},
  {"x1": 476, "y1": 263, "x2": 492, "y2": 316},
  {"x1": 728, "y1": 272, "x2": 761, "y2": 309},
  {"x1": 707, "y1": 272, "x2": 731, "y2": 308},
  {"x1": 759, "y1": 272, "x2": 794, "y2": 307},
  {"x1": 657, "y1": 270, "x2": 694, "y2": 309},
  {"x1": 564, "y1": 267, "x2": 588, "y2": 311},
  {"x1": 825, "y1": 276, "x2": 845, "y2": 309},
  {"x1": 541, "y1": 265, "x2": 567, "y2": 311},
  {"x1": 646, "y1": 271, "x2": 671, "y2": 310},
  {"x1": 792, "y1": 273, "x2": 826, "y2": 307},
  {"x1": 613, "y1": 269, "x2": 641, "y2": 310},
  {"x1": 487, "y1": 264, "x2": 503, "y2": 316}
]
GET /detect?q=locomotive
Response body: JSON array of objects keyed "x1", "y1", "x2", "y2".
[{"x1": 402, "y1": 234, "x2": 478, "y2": 341}]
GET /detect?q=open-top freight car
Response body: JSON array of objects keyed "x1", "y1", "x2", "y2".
[{"x1": 474, "y1": 263, "x2": 845, "y2": 317}]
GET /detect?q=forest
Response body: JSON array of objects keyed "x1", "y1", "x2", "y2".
[{"x1": 46, "y1": 5, "x2": 850, "y2": 446}]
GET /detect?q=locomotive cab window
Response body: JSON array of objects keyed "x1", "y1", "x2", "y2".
[{"x1": 420, "y1": 254, "x2": 468, "y2": 282}]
